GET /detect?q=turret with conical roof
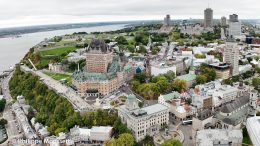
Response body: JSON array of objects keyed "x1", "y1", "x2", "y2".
[{"x1": 125, "y1": 94, "x2": 139, "y2": 111}]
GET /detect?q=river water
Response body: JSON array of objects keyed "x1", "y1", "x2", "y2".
[{"x1": 0, "y1": 24, "x2": 125, "y2": 73}]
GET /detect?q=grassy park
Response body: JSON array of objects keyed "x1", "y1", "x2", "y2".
[
  {"x1": 44, "y1": 72, "x2": 72, "y2": 85},
  {"x1": 39, "y1": 46, "x2": 78, "y2": 57}
]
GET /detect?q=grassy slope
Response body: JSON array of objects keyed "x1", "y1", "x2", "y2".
[{"x1": 39, "y1": 46, "x2": 78, "y2": 57}]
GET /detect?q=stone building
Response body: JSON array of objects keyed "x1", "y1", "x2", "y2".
[
  {"x1": 214, "y1": 90, "x2": 257, "y2": 130},
  {"x1": 196, "y1": 129, "x2": 243, "y2": 146},
  {"x1": 118, "y1": 94, "x2": 169, "y2": 142}
]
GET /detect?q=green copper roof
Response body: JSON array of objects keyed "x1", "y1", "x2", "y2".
[
  {"x1": 161, "y1": 92, "x2": 180, "y2": 101},
  {"x1": 72, "y1": 56, "x2": 120, "y2": 82},
  {"x1": 127, "y1": 94, "x2": 137, "y2": 100},
  {"x1": 123, "y1": 65, "x2": 132, "y2": 72},
  {"x1": 176, "y1": 74, "x2": 196, "y2": 82}
]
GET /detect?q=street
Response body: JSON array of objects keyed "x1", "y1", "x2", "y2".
[
  {"x1": 169, "y1": 115, "x2": 194, "y2": 146},
  {"x1": 1, "y1": 73, "x2": 24, "y2": 145},
  {"x1": 20, "y1": 65, "x2": 94, "y2": 112},
  {"x1": 179, "y1": 124, "x2": 194, "y2": 146}
]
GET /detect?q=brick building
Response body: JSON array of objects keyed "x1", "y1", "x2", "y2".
[{"x1": 72, "y1": 39, "x2": 134, "y2": 96}]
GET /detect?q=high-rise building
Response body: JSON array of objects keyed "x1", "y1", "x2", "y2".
[
  {"x1": 221, "y1": 16, "x2": 227, "y2": 26},
  {"x1": 229, "y1": 14, "x2": 239, "y2": 22},
  {"x1": 204, "y1": 8, "x2": 213, "y2": 28},
  {"x1": 223, "y1": 39, "x2": 239, "y2": 76},
  {"x1": 163, "y1": 14, "x2": 171, "y2": 26},
  {"x1": 229, "y1": 14, "x2": 241, "y2": 37}
]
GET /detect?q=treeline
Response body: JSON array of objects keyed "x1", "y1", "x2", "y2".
[
  {"x1": 9, "y1": 66, "x2": 118, "y2": 135},
  {"x1": 222, "y1": 70, "x2": 255, "y2": 86},
  {"x1": 22, "y1": 48, "x2": 85, "y2": 71},
  {"x1": 195, "y1": 63, "x2": 217, "y2": 85},
  {"x1": 114, "y1": 33, "x2": 167, "y2": 55},
  {"x1": 130, "y1": 71, "x2": 186, "y2": 100}
]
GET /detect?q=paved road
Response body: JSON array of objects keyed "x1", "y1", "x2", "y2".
[
  {"x1": 20, "y1": 65, "x2": 94, "y2": 112},
  {"x1": 179, "y1": 124, "x2": 194, "y2": 146},
  {"x1": 1, "y1": 73, "x2": 24, "y2": 145},
  {"x1": 169, "y1": 116, "x2": 194, "y2": 146}
]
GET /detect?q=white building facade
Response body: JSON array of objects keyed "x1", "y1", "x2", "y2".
[
  {"x1": 118, "y1": 94, "x2": 169, "y2": 142},
  {"x1": 246, "y1": 116, "x2": 260, "y2": 146},
  {"x1": 151, "y1": 64, "x2": 176, "y2": 76},
  {"x1": 224, "y1": 40, "x2": 239, "y2": 76}
]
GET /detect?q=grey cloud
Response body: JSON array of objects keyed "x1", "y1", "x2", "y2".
[{"x1": 0, "y1": 0, "x2": 259, "y2": 28}]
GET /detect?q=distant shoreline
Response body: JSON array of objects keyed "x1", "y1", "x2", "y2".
[
  {"x1": 0, "y1": 20, "x2": 160, "y2": 39},
  {"x1": 1, "y1": 19, "x2": 259, "y2": 39}
]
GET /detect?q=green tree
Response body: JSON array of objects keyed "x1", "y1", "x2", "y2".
[
  {"x1": 172, "y1": 79, "x2": 186, "y2": 92},
  {"x1": 117, "y1": 133, "x2": 135, "y2": 146},
  {"x1": 151, "y1": 47, "x2": 160, "y2": 55},
  {"x1": 113, "y1": 118, "x2": 131, "y2": 137},
  {"x1": 138, "y1": 135, "x2": 155, "y2": 146},
  {"x1": 133, "y1": 72, "x2": 149, "y2": 83},
  {"x1": 156, "y1": 80, "x2": 170, "y2": 93},
  {"x1": 138, "y1": 45, "x2": 147, "y2": 54},
  {"x1": 106, "y1": 138, "x2": 117, "y2": 146},
  {"x1": 131, "y1": 80, "x2": 141, "y2": 91},
  {"x1": 163, "y1": 71, "x2": 176, "y2": 81},
  {"x1": 255, "y1": 67, "x2": 260, "y2": 74},
  {"x1": 135, "y1": 34, "x2": 149, "y2": 45},
  {"x1": 199, "y1": 64, "x2": 216, "y2": 82},
  {"x1": 252, "y1": 78, "x2": 260, "y2": 91},
  {"x1": 116, "y1": 36, "x2": 128, "y2": 45},
  {"x1": 172, "y1": 32, "x2": 181, "y2": 40},
  {"x1": 138, "y1": 102, "x2": 144, "y2": 108},
  {"x1": 127, "y1": 45, "x2": 135, "y2": 53},
  {"x1": 137, "y1": 83, "x2": 159, "y2": 100},
  {"x1": 27, "y1": 107, "x2": 35, "y2": 120},
  {"x1": 161, "y1": 139, "x2": 182, "y2": 146},
  {"x1": 194, "y1": 54, "x2": 206, "y2": 59},
  {"x1": 0, "y1": 98, "x2": 6, "y2": 112},
  {"x1": 196, "y1": 75, "x2": 207, "y2": 84},
  {"x1": 0, "y1": 118, "x2": 8, "y2": 126}
]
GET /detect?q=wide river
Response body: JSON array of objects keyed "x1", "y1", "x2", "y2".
[{"x1": 0, "y1": 24, "x2": 125, "y2": 73}]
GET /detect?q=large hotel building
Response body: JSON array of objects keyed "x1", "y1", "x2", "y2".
[{"x1": 72, "y1": 39, "x2": 134, "y2": 96}]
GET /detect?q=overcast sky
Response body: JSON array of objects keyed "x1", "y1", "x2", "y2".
[{"x1": 0, "y1": 0, "x2": 259, "y2": 28}]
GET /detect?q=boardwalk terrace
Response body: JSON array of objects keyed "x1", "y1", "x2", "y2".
[
  {"x1": 72, "y1": 39, "x2": 133, "y2": 96},
  {"x1": 118, "y1": 95, "x2": 169, "y2": 142}
]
